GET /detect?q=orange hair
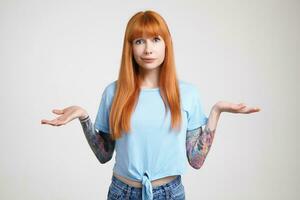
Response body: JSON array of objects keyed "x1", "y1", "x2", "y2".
[{"x1": 109, "y1": 10, "x2": 182, "y2": 140}]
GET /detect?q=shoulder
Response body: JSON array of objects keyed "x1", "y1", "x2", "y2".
[
  {"x1": 102, "y1": 80, "x2": 117, "y2": 97},
  {"x1": 105, "y1": 80, "x2": 117, "y2": 91}
]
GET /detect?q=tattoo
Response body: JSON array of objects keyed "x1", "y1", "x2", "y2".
[
  {"x1": 186, "y1": 126, "x2": 216, "y2": 169},
  {"x1": 79, "y1": 116, "x2": 115, "y2": 164}
]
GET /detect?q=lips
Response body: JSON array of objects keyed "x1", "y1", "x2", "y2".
[
  {"x1": 142, "y1": 57, "x2": 155, "y2": 60},
  {"x1": 141, "y1": 58, "x2": 156, "y2": 63}
]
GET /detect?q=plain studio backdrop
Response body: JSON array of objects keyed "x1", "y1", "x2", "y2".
[{"x1": 0, "y1": 0, "x2": 299, "y2": 199}]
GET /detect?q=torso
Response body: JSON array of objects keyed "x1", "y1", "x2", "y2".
[{"x1": 113, "y1": 172, "x2": 178, "y2": 188}]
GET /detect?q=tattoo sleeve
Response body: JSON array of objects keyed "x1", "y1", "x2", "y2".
[
  {"x1": 186, "y1": 126, "x2": 216, "y2": 169},
  {"x1": 79, "y1": 116, "x2": 115, "y2": 164}
]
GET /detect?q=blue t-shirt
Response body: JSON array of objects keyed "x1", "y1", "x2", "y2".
[{"x1": 94, "y1": 80, "x2": 208, "y2": 200}]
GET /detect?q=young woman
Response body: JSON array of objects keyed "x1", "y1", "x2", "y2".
[{"x1": 41, "y1": 10, "x2": 260, "y2": 200}]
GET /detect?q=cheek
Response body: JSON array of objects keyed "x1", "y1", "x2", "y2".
[
  {"x1": 132, "y1": 49, "x2": 139, "y2": 61},
  {"x1": 133, "y1": 47, "x2": 142, "y2": 58},
  {"x1": 132, "y1": 48, "x2": 137, "y2": 56},
  {"x1": 159, "y1": 47, "x2": 166, "y2": 60}
]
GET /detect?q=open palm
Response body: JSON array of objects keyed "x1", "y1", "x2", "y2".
[
  {"x1": 215, "y1": 101, "x2": 261, "y2": 114},
  {"x1": 41, "y1": 106, "x2": 84, "y2": 126}
]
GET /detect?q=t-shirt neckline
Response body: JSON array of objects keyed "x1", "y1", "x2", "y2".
[{"x1": 140, "y1": 87, "x2": 160, "y2": 92}]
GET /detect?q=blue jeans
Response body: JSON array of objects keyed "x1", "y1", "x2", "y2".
[{"x1": 107, "y1": 175, "x2": 185, "y2": 200}]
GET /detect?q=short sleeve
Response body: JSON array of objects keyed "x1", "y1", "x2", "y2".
[
  {"x1": 187, "y1": 87, "x2": 208, "y2": 131},
  {"x1": 94, "y1": 87, "x2": 111, "y2": 134}
]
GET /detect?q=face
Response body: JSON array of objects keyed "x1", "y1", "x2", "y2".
[{"x1": 132, "y1": 35, "x2": 166, "y2": 72}]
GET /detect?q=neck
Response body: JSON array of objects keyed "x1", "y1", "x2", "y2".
[{"x1": 139, "y1": 67, "x2": 160, "y2": 88}]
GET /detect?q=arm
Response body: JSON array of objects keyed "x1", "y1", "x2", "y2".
[
  {"x1": 186, "y1": 106, "x2": 220, "y2": 169},
  {"x1": 186, "y1": 101, "x2": 260, "y2": 169},
  {"x1": 79, "y1": 115, "x2": 115, "y2": 164}
]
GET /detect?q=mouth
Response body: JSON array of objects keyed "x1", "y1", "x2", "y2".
[{"x1": 141, "y1": 58, "x2": 156, "y2": 63}]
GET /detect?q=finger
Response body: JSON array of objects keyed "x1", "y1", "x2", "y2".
[
  {"x1": 255, "y1": 107, "x2": 261, "y2": 111},
  {"x1": 243, "y1": 106, "x2": 261, "y2": 112},
  {"x1": 239, "y1": 103, "x2": 247, "y2": 107},
  {"x1": 239, "y1": 107, "x2": 260, "y2": 114},
  {"x1": 238, "y1": 105, "x2": 247, "y2": 109},
  {"x1": 52, "y1": 109, "x2": 64, "y2": 115},
  {"x1": 41, "y1": 119, "x2": 62, "y2": 126},
  {"x1": 49, "y1": 120, "x2": 59, "y2": 125},
  {"x1": 52, "y1": 118, "x2": 66, "y2": 126},
  {"x1": 235, "y1": 104, "x2": 246, "y2": 110},
  {"x1": 251, "y1": 107, "x2": 261, "y2": 112},
  {"x1": 41, "y1": 119, "x2": 54, "y2": 124}
]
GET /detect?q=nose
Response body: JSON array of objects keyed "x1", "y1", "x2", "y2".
[
  {"x1": 145, "y1": 50, "x2": 152, "y2": 55},
  {"x1": 144, "y1": 40, "x2": 153, "y2": 55}
]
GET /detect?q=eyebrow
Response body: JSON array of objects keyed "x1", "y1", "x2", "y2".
[{"x1": 134, "y1": 36, "x2": 160, "y2": 41}]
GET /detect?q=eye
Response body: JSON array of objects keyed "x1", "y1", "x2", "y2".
[
  {"x1": 134, "y1": 39, "x2": 144, "y2": 45},
  {"x1": 154, "y1": 37, "x2": 161, "y2": 42}
]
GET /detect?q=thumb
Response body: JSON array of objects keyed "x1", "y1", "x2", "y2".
[
  {"x1": 238, "y1": 103, "x2": 246, "y2": 107},
  {"x1": 52, "y1": 109, "x2": 64, "y2": 115}
]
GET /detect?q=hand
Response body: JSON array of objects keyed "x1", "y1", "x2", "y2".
[
  {"x1": 213, "y1": 101, "x2": 261, "y2": 114},
  {"x1": 41, "y1": 106, "x2": 88, "y2": 126}
]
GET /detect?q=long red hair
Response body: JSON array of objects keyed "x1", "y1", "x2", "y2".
[{"x1": 109, "y1": 10, "x2": 182, "y2": 140}]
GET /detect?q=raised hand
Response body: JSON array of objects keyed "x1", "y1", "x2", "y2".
[
  {"x1": 41, "y1": 106, "x2": 88, "y2": 126},
  {"x1": 214, "y1": 101, "x2": 261, "y2": 114}
]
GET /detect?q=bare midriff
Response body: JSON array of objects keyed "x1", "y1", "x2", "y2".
[{"x1": 113, "y1": 172, "x2": 178, "y2": 188}]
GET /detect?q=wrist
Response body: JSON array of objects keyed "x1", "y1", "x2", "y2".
[{"x1": 79, "y1": 112, "x2": 89, "y2": 121}]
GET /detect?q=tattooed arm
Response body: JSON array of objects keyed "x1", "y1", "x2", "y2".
[
  {"x1": 186, "y1": 105, "x2": 220, "y2": 169},
  {"x1": 186, "y1": 101, "x2": 259, "y2": 169},
  {"x1": 79, "y1": 115, "x2": 115, "y2": 164},
  {"x1": 186, "y1": 126, "x2": 216, "y2": 169}
]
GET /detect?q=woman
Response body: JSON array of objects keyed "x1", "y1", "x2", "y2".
[{"x1": 41, "y1": 10, "x2": 260, "y2": 200}]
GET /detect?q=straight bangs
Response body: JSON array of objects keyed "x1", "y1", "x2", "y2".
[{"x1": 128, "y1": 16, "x2": 165, "y2": 43}]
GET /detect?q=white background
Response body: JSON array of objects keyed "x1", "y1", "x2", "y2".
[{"x1": 0, "y1": 0, "x2": 299, "y2": 199}]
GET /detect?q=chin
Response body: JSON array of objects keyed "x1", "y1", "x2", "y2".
[
  {"x1": 140, "y1": 65, "x2": 161, "y2": 71},
  {"x1": 139, "y1": 62, "x2": 163, "y2": 70}
]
